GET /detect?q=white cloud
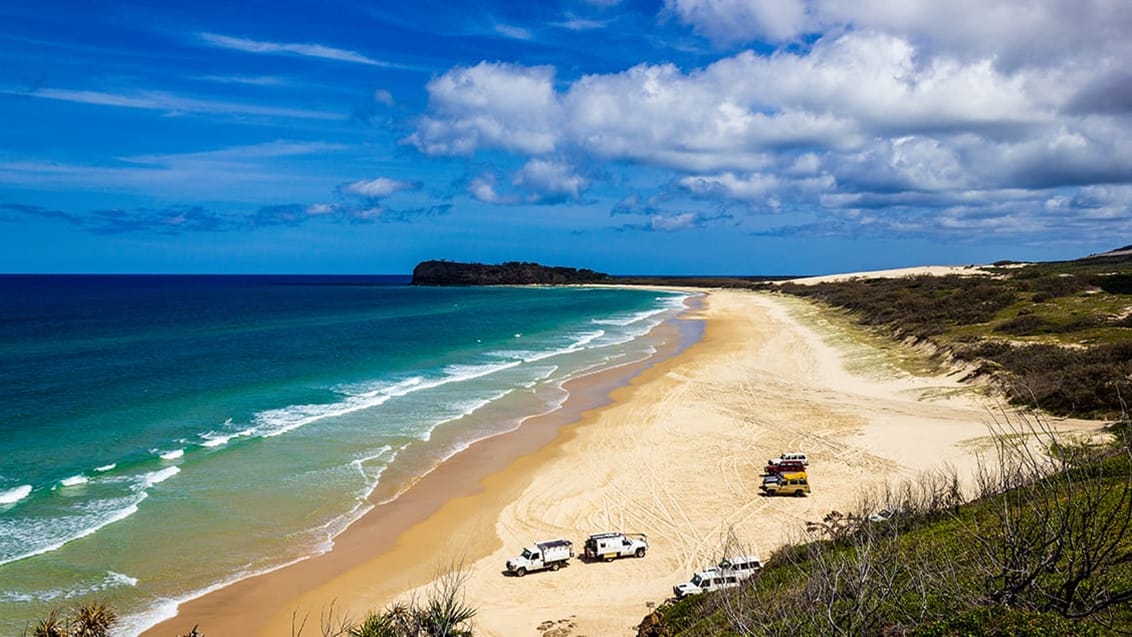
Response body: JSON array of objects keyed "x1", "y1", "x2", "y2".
[
  {"x1": 402, "y1": 2, "x2": 1132, "y2": 241},
  {"x1": 650, "y1": 212, "x2": 700, "y2": 231},
  {"x1": 306, "y1": 203, "x2": 336, "y2": 215},
  {"x1": 512, "y1": 159, "x2": 589, "y2": 201},
  {"x1": 408, "y1": 62, "x2": 562, "y2": 156},
  {"x1": 664, "y1": 0, "x2": 808, "y2": 44},
  {"x1": 467, "y1": 173, "x2": 516, "y2": 204},
  {"x1": 661, "y1": 0, "x2": 1132, "y2": 71},
  {"x1": 373, "y1": 89, "x2": 395, "y2": 107},
  {"x1": 557, "y1": 17, "x2": 608, "y2": 31},
  {"x1": 495, "y1": 24, "x2": 534, "y2": 40},
  {"x1": 200, "y1": 33, "x2": 389, "y2": 66},
  {"x1": 340, "y1": 177, "x2": 418, "y2": 198},
  {"x1": 12, "y1": 86, "x2": 341, "y2": 120}
]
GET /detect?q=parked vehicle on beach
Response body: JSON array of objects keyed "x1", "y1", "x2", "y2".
[
  {"x1": 760, "y1": 471, "x2": 810, "y2": 496},
  {"x1": 583, "y1": 532, "x2": 648, "y2": 561},
  {"x1": 718, "y1": 554, "x2": 762, "y2": 579},
  {"x1": 673, "y1": 567, "x2": 739, "y2": 598},
  {"x1": 673, "y1": 555, "x2": 761, "y2": 598},
  {"x1": 506, "y1": 539, "x2": 574, "y2": 576},
  {"x1": 768, "y1": 452, "x2": 809, "y2": 466},
  {"x1": 764, "y1": 459, "x2": 806, "y2": 475}
]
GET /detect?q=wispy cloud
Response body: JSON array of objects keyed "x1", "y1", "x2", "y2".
[
  {"x1": 195, "y1": 74, "x2": 289, "y2": 86},
  {"x1": 199, "y1": 32, "x2": 389, "y2": 66},
  {"x1": 8, "y1": 86, "x2": 341, "y2": 120},
  {"x1": 556, "y1": 17, "x2": 609, "y2": 31},
  {"x1": 2, "y1": 200, "x2": 451, "y2": 234},
  {"x1": 494, "y1": 24, "x2": 534, "y2": 40}
]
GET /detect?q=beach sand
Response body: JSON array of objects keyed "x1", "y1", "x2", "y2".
[{"x1": 143, "y1": 288, "x2": 1100, "y2": 637}]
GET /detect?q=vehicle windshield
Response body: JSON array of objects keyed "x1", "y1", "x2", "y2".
[
  {"x1": 690, "y1": 574, "x2": 704, "y2": 586},
  {"x1": 521, "y1": 548, "x2": 534, "y2": 560}
]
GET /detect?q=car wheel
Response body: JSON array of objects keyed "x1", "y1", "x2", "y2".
[
  {"x1": 794, "y1": 490, "x2": 805, "y2": 497},
  {"x1": 515, "y1": 567, "x2": 526, "y2": 577},
  {"x1": 635, "y1": 547, "x2": 646, "y2": 558},
  {"x1": 550, "y1": 562, "x2": 560, "y2": 571}
]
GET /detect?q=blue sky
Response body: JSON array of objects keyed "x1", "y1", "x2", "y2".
[{"x1": 1, "y1": 0, "x2": 1129, "y2": 274}]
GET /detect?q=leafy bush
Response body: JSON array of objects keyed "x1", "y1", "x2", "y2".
[{"x1": 29, "y1": 602, "x2": 116, "y2": 637}]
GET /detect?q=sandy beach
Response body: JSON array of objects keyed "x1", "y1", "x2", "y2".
[{"x1": 143, "y1": 287, "x2": 1100, "y2": 637}]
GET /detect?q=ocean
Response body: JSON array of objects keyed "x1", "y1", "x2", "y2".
[{"x1": 0, "y1": 275, "x2": 697, "y2": 635}]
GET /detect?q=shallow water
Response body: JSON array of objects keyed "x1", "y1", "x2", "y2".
[{"x1": 0, "y1": 275, "x2": 692, "y2": 634}]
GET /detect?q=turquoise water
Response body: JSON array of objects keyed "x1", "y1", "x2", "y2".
[{"x1": 0, "y1": 275, "x2": 694, "y2": 634}]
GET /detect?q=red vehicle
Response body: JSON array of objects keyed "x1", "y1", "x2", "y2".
[{"x1": 765, "y1": 459, "x2": 806, "y2": 475}]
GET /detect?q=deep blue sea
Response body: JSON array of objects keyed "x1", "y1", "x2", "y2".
[{"x1": 0, "y1": 275, "x2": 694, "y2": 634}]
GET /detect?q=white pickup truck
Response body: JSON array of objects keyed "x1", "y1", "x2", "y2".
[
  {"x1": 582, "y1": 532, "x2": 648, "y2": 561},
  {"x1": 505, "y1": 539, "x2": 574, "y2": 577}
]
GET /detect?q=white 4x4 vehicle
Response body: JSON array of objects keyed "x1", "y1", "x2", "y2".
[
  {"x1": 768, "y1": 451, "x2": 809, "y2": 466},
  {"x1": 583, "y1": 532, "x2": 648, "y2": 561},
  {"x1": 718, "y1": 554, "x2": 762, "y2": 578},
  {"x1": 673, "y1": 567, "x2": 739, "y2": 598},
  {"x1": 505, "y1": 539, "x2": 573, "y2": 577},
  {"x1": 672, "y1": 555, "x2": 762, "y2": 598}
]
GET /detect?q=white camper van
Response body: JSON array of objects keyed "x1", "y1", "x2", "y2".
[{"x1": 582, "y1": 532, "x2": 648, "y2": 561}]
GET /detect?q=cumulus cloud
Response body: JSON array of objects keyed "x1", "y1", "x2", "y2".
[
  {"x1": 402, "y1": 0, "x2": 1131, "y2": 241},
  {"x1": 662, "y1": 0, "x2": 1132, "y2": 70},
  {"x1": 663, "y1": 0, "x2": 808, "y2": 45},
  {"x1": 407, "y1": 62, "x2": 562, "y2": 156},
  {"x1": 467, "y1": 173, "x2": 516, "y2": 204},
  {"x1": 512, "y1": 159, "x2": 589, "y2": 202}
]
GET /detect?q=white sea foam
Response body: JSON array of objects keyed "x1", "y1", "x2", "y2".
[
  {"x1": 94, "y1": 463, "x2": 116, "y2": 473},
  {"x1": 416, "y1": 390, "x2": 513, "y2": 442},
  {"x1": 200, "y1": 432, "x2": 235, "y2": 447},
  {"x1": 252, "y1": 363, "x2": 520, "y2": 441},
  {"x1": 591, "y1": 308, "x2": 667, "y2": 327},
  {"x1": 107, "y1": 570, "x2": 139, "y2": 587},
  {"x1": 0, "y1": 501, "x2": 141, "y2": 567},
  {"x1": 568, "y1": 329, "x2": 605, "y2": 349},
  {"x1": 140, "y1": 466, "x2": 180, "y2": 488},
  {"x1": 440, "y1": 360, "x2": 521, "y2": 382},
  {"x1": 60, "y1": 475, "x2": 89, "y2": 487},
  {"x1": 0, "y1": 484, "x2": 31, "y2": 505},
  {"x1": 0, "y1": 467, "x2": 179, "y2": 567},
  {"x1": 158, "y1": 448, "x2": 184, "y2": 460},
  {"x1": 253, "y1": 376, "x2": 426, "y2": 439}
]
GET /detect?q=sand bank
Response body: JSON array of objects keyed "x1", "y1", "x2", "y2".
[
  {"x1": 782, "y1": 264, "x2": 993, "y2": 285},
  {"x1": 144, "y1": 289, "x2": 1099, "y2": 636}
]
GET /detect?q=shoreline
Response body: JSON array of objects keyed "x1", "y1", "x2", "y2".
[
  {"x1": 140, "y1": 292, "x2": 706, "y2": 636},
  {"x1": 143, "y1": 287, "x2": 1104, "y2": 636}
]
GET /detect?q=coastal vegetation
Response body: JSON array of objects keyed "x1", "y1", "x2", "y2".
[
  {"x1": 770, "y1": 249, "x2": 1132, "y2": 419},
  {"x1": 26, "y1": 600, "x2": 116, "y2": 637},
  {"x1": 411, "y1": 260, "x2": 613, "y2": 286},
  {"x1": 638, "y1": 411, "x2": 1132, "y2": 636}
]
